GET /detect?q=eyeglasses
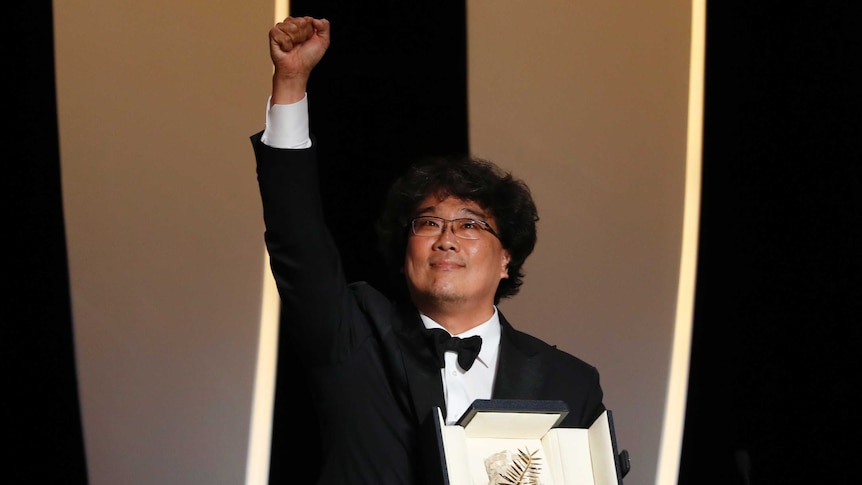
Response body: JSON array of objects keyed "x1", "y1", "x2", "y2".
[{"x1": 409, "y1": 216, "x2": 499, "y2": 240}]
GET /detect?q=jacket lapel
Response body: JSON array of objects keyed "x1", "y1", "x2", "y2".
[
  {"x1": 393, "y1": 304, "x2": 448, "y2": 424},
  {"x1": 492, "y1": 313, "x2": 545, "y2": 399},
  {"x1": 349, "y1": 285, "x2": 445, "y2": 424}
]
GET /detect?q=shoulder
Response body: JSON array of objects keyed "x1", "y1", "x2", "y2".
[
  {"x1": 501, "y1": 316, "x2": 598, "y2": 373},
  {"x1": 347, "y1": 282, "x2": 406, "y2": 330},
  {"x1": 499, "y1": 315, "x2": 605, "y2": 426},
  {"x1": 348, "y1": 281, "x2": 390, "y2": 308}
]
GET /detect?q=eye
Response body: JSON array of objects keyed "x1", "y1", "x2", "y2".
[
  {"x1": 419, "y1": 217, "x2": 440, "y2": 227},
  {"x1": 459, "y1": 220, "x2": 478, "y2": 230}
]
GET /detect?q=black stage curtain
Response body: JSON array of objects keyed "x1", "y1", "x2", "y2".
[
  {"x1": 679, "y1": 3, "x2": 859, "y2": 484},
  {"x1": 268, "y1": 2, "x2": 469, "y2": 484},
  {"x1": 8, "y1": 2, "x2": 90, "y2": 484}
]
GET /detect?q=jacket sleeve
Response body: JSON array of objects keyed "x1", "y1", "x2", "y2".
[{"x1": 251, "y1": 132, "x2": 370, "y2": 366}]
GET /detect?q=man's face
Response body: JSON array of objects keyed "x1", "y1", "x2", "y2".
[{"x1": 402, "y1": 194, "x2": 510, "y2": 311}]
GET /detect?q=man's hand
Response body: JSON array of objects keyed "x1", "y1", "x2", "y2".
[{"x1": 269, "y1": 16, "x2": 331, "y2": 104}]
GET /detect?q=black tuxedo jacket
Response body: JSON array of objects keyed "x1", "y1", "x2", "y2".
[{"x1": 252, "y1": 132, "x2": 605, "y2": 485}]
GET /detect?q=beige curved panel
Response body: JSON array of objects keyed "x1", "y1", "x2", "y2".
[
  {"x1": 53, "y1": 0, "x2": 275, "y2": 483},
  {"x1": 467, "y1": 2, "x2": 704, "y2": 484}
]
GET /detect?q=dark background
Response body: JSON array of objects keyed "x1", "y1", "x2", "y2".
[
  {"x1": 9, "y1": 1, "x2": 858, "y2": 484},
  {"x1": 7, "y1": 2, "x2": 89, "y2": 484},
  {"x1": 678, "y1": 4, "x2": 859, "y2": 484}
]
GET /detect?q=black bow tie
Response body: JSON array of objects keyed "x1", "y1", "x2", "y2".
[{"x1": 424, "y1": 328, "x2": 483, "y2": 371}]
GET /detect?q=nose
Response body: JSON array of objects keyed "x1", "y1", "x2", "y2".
[{"x1": 433, "y1": 222, "x2": 459, "y2": 250}]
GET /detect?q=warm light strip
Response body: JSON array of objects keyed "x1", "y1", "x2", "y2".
[
  {"x1": 244, "y1": 252, "x2": 281, "y2": 485},
  {"x1": 654, "y1": 0, "x2": 706, "y2": 483},
  {"x1": 245, "y1": 3, "x2": 289, "y2": 484},
  {"x1": 274, "y1": 0, "x2": 289, "y2": 25}
]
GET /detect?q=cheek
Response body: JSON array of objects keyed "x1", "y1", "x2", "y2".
[{"x1": 402, "y1": 238, "x2": 425, "y2": 272}]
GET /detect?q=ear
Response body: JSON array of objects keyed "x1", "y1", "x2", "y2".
[{"x1": 500, "y1": 250, "x2": 511, "y2": 279}]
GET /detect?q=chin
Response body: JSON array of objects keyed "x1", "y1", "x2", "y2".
[
  {"x1": 416, "y1": 285, "x2": 465, "y2": 305},
  {"x1": 430, "y1": 291, "x2": 465, "y2": 304}
]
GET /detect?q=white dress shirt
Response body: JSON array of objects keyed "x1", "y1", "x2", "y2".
[{"x1": 420, "y1": 309, "x2": 502, "y2": 425}]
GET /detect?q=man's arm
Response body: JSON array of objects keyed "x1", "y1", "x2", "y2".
[{"x1": 254, "y1": 17, "x2": 365, "y2": 365}]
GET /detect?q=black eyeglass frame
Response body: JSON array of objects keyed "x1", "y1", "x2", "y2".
[{"x1": 408, "y1": 215, "x2": 500, "y2": 240}]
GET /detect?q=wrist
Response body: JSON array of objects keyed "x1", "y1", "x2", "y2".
[{"x1": 271, "y1": 72, "x2": 309, "y2": 105}]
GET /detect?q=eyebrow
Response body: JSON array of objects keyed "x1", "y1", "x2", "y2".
[{"x1": 414, "y1": 206, "x2": 489, "y2": 220}]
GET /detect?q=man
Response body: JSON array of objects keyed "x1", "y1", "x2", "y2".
[{"x1": 251, "y1": 15, "x2": 605, "y2": 485}]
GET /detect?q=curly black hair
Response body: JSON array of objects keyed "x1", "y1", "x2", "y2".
[{"x1": 376, "y1": 154, "x2": 539, "y2": 304}]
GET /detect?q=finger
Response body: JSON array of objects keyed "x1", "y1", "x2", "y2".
[
  {"x1": 271, "y1": 19, "x2": 308, "y2": 51},
  {"x1": 270, "y1": 26, "x2": 295, "y2": 53},
  {"x1": 311, "y1": 18, "x2": 331, "y2": 43},
  {"x1": 269, "y1": 23, "x2": 302, "y2": 52}
]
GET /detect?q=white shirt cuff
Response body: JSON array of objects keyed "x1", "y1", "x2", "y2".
[{"x1": 261, "y1": 94, "x2": 312, "y2": 149}]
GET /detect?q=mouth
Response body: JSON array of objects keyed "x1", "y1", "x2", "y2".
[{"x1": 429, "y1": 260, "x2": 465, "y2": 270}]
